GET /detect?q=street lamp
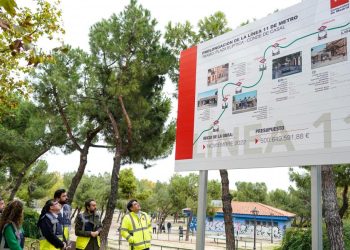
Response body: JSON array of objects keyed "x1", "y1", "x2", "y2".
[{"x1": 251, "y1": 207, "x2": 259, "y2": 250}]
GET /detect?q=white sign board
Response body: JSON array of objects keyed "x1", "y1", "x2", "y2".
[{"x1": 175, "y1": 0, "x2": 350, "y2": 171}]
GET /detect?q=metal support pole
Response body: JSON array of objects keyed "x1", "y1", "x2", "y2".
[
  {"x1": 253, "y1": 216, "x2": 257, "y2": 250},
  {"x1": 311, "y1": 165, "x2": 323, "y2": 250},
  {"x1": 196, "y1": 170, "x2": 208, "y2": 250},
  {"x1": 271, "y1": 218, "x2": 273, "y2": 244}
]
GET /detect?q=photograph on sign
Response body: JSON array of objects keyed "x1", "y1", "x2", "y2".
[
  {"x1": 311, "y1": 38, "x2": 347, "y2": 69},
  {"x1": 207, "y1": 63, "x2": 229, "y2": 85},
  {"x1": 175, "y1": 0, "x2": 350, "y2": 171},
  {"x1": 272, "y1": 52, "x2": 302, "y2": 79},
  {"x1": 197, "y1": 89, "x2": 218, "y2": 109},
  {"x1": 232, "y1": 91, "x2": 258, "y2": 114}
]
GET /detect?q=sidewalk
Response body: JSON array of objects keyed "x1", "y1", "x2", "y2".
[{"x1": 107, "y1": 230, "x2": 280, "y2": 250}]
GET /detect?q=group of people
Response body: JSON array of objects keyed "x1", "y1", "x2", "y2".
[
  {"x1": 0, "y1": 194, "x2": 153, "y2": 250},
  {"x1": 0, "y1": 189, "x2": 103, "y2": 250}
]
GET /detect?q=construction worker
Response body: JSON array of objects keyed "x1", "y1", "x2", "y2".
[
  {"x1": 37, "y1": 199, "x2": 66, "y2": 250},
  {"x1": 121, "y1": 199, "x2": 152, "y2": 250},
  {"x1": 75, "y1": 199, "x2": 102, "y2": 250},
  {"x1": 54, "y1": 189, "x2": 71, "y2": 245}
]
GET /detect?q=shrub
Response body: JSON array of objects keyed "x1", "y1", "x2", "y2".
[
  {"x1": 277, "y1": 220, "x2": 350, "y2": 250},
  {"x1": 278, "y1": 228, "x2": 311, "y2": 250},
  {"x1": 22, "y1": 207, "x2": 40, "y2": 239}
]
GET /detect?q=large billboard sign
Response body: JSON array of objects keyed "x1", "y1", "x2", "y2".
[{"x1": 175, "y1": 0, "x2": 350, "y2": 171}]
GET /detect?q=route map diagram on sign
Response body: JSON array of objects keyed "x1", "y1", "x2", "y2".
[{"x1": 193, "y1": 21, "x2": 350, "y2": 145}]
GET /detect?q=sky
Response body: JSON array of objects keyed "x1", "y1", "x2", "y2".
[{"x1": 43, "y1": 0, "x2": 303, "y2": 191}]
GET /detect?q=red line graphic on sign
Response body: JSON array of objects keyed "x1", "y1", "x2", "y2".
[{"x1": 175, "y1": 46, "x2": 197, "y2": 160}]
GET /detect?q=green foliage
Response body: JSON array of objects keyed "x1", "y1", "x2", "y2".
[
  {"x1": 17, "y1": 160, "x2": 58, "y2": 206},
  {"x1": 22, "y1": 207, "x2": 40, "y2": 239},
  {"x1": 278, "y1": 221, "x2": 350, "y2": 250},
  {"x1": 207, "y1": 179, "x2": 221, "y2": 200},
  {"x1": 197, "y1": 11, "x2": 231, "y2": 40},
  {"x1": 0, "y1": 99, "x2": 65, "y2": 199},
  {"x1": 0, "y1": 0, "x2": 64, "y2": 116},
  {"x1": 233, "y1": 182, "x2": 268, "y2": 203},
  {"x1": 33, "y1": 47, "x2": 99, "y2": 155},
  {"x1": 268, "y1": 188, "x2": 293, "y2": 212},
  {"x1": 66, "y1": 172, "x2": 110, "y2": 210},
  {"x1": 277, "y1": 228, "x2": 311, "y2": 250},
  {"x1": 148, "y1": 181, "x2": 172, "y2": 217},
  {"x1": 287, "y1": 168, "x2": 311, "y2": 226},
  {"x1": 87, "y1": 0, "x2": 176, "y2": 165},
  {"x1": 168, "y1": 174, "x2": 199, "y2": 214},
  {"x1": 134, "y1": 179, "x2": 154, "y2": 212},
  {"x1": 118, "y1": 168, "x2": 137, "y2": 200}
]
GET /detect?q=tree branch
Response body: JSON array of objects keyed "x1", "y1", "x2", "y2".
[
  {"x1": 52, "y1": 85, "x2": 82, "y2": 152},
  {"x1": 339, "y1": 185, "x2": 348, "y2": 219},
  {"x1": 118, "y1": 95, "x2": 132, "y2": 153},
  {"x1": 105, "y1": 106, "x2": 122, "y2": 148},
  {"x1": 90, "y1": 143, "x2": 115, "y2": 149}
]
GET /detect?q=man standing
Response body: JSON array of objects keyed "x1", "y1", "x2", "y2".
[
  {"x1": 38, "y1": 199, "x2": 66, "y2": 249},
  {"x1": 121, "y1": 199, "x2": 152, "y2": 250},
  {"x1": 167, "y1": 222, "x2": 171, "y2": 234},
  {"x1": 54, "y1": 189, "x2": 72, "y2": 244},
  {"x1": 75, "y1": 199, "x2": 102, "y2": 250}
]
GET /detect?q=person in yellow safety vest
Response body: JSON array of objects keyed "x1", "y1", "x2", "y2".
[
  {"x1": 75, "y1": 199, "x2": 102, "y2": 250},
  {"x1": 37, "y1": 199, "x2": 66, "y2": 250},
  {"x1": 54, "y1": 189, "x2": 72, "y2": 246},
  {"x1": 121, "y1": 199, "x2": 152, "y2": 250}
]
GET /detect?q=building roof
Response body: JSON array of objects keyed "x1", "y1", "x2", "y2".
[{"x1": 214, "y1": 201, "x2": 295, "y2": 217}]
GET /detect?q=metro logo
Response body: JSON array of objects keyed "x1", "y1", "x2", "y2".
[{"x1": 331, "y1": 0, "x2": 349, "y2": 9}]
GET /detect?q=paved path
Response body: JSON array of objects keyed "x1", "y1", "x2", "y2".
[{"x1": 68, "y1": 211, "x2": 280, "y2": 249}]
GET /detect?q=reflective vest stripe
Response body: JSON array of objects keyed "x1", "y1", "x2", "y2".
[
  {"x1": 120, "y1": 227, "x2": 131, "y2": 232},
  {"x1": 128, "y1": 214, "x2": 136, "y2": 232},
  {"x1": 133, "y1": 227, "x2": 148, "y2": 232},
  {"x1": 39, "y1": 213, "x2": 60, "y2": 240},
  {"x1": 133, "y1": 240, "x2": 151, "y2": 246}
]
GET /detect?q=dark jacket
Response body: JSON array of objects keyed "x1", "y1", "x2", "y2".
[
  {"x1": 75, "y1": 211, "x2": 102, "y2": 250},
  {"x1": 38, "y1": 213, "x2": 64, "y2": 249},
  {"x1": 75, "y1": 211, "x2": 102, "y2": 237}
]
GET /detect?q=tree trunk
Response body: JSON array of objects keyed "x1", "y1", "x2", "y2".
[
  {"x1": 100, "y1": 149, "x2": 122, "y2": 249},
  {"x1": 67, "y1": 127, "x2": 101, "y2": 204},
  {"x1": 321, "y1": 165, "x2": 345, "y2": 250},
  {"x1": 67, "y1": 149, "x2": 88, "y2": 204},
  {"x1": 100, "y1": 204, "x2": 105, "y2": 220},
  {"x1": 185, "y1": 212, "x2": 192, "y2": 241},
  {"x1": 116, "y1": 210, "x2": 123, "y2": 223},
  {"x1": 220, "y1": 169, "x2": 235, "y2": 250},
  {"x1": 339, "y1": 185, "x2": 348, "y2": 219},
  {"x1": 71, "y1": 207, "x2": 79, "y2": 220},
  {"x1": 174, "y1": 212, "x2": 178, "y2": 223},
  {"x1": 72, "y1": 207, "x2": 82, "y2": 223},
  {"x1": 9, "y1": 147, "x2": 50, "y2": 201}
]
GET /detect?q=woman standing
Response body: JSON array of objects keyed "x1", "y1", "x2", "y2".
[{"x1": 0, "y1": 200, "x2": 25, "y2": 250}]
